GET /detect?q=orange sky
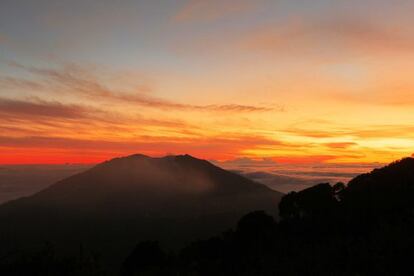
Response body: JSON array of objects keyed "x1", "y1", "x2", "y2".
[{"x1": 1, "y1": 0, "x2": 414, "y2": 164}]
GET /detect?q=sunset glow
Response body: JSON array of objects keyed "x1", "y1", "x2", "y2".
[{"x1": 1, "y1": 0, "x2": 414, "y2": 164}]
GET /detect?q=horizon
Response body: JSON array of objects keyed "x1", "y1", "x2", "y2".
[
  {"x1": 2, "y1": 0, "x2": 414, "y2": 165},
  {"x1": 0, "y1": 152, "x2": 391, "y2": 165},
  {"x1": 3, "y1": 2, "x2": 414, "y2": 274},
  {"x1": 0, "y1": 152, "x2": 389, "y2": 204}
]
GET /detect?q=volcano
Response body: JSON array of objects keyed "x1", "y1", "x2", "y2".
[{"x1": 0, "y1": 154, "x2": 283, "y2": 268}]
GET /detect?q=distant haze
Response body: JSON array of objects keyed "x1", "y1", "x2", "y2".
[
  {"x1": 214, "y1": 158, "x2": 382, "y2": 193},
  {"x1": 0, "y1": 164, "x2": 91, "y2": 204}
]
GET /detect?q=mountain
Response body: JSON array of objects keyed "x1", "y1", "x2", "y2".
[
  {"x1": 0, "y1": 154, "x2": 283, "y2": 270},
  {"x1": 341, "y1": 157, "x2": 414, "y2": 214},
  {"x1": 0, "y1": 154, "x2": 282, "y2": 217},
  {"x1": 347, "y1": 157, "x2": 414, "y2": 192}
]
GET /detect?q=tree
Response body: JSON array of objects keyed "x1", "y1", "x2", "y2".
[{"x1": 121, "y1": 241, "x2": 168, "y2": 276}]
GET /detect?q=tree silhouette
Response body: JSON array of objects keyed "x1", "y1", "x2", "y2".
[
  {"x1": 121, "y1": 241, "x2": 168, "y2": 276},
  {"x1": 279, "y1": 183, "x2": 337, "y2": 220}
]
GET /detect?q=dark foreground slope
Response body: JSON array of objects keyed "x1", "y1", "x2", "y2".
[
  {"x1": 121, "y1": 157, "x2": 414, "y2": 275},
  {"x1": 0, "y1": 154, "x2": 282, "y2": 271}
]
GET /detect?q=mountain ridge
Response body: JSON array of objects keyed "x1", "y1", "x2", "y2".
[
  {"x1": 9, "y1": 153, "x2": 280, "y2": 212},
  {"x1": 0, "y1": 153, "x2": 283, "y2": 269}
]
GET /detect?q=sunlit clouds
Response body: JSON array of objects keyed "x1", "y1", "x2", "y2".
[{"x1": 1, "y1": 0, "x2": 414, "y2": 164}]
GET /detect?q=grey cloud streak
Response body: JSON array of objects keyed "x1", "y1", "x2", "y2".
[
  {"x1": 4, "y1": 62, "x2": 278, "y2": 113},
  {"x1": 0, "y1": 98, "x2": 89, "y2": 119}
]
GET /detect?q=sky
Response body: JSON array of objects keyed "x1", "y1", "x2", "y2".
[{"x1": 1, "y1": 0, "x2": 414, "y2": 164}]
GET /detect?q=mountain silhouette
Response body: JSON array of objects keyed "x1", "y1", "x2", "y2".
[
  {"x1": 339, "y1": 157, "x2": 414, "y2": 221},
  {"x1": 0, "y1": 154, "x2": 282, "y2": 217},
  {"x1": 346, "y1": 157, "x2": 414, "y2": 195},
  {"x1": 0, "y1": 154, "x2": 283, "y2": 270}
]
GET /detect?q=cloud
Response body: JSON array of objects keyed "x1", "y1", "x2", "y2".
[
  {"x1": 201, "y1": 104, "x2": 273, "y2": 112},
  {"x1": 241, "y1": 171, "x2": 336, "y2": 193},
  {"x1": 347, "y1": 126, "x2": 414, "y2": 139},
  {"x1": 284, "y1": 128, "x2": 344, "y2": 139},
  {"x1": 0, "y1": 34, "x2": 6, "y2": 44},
  {"x1": 285, "y1": 124, "x2": 414, "y2": 140},
  {"x1": 7, "y1": 63, "x2": 275, "y2": 113},
  {"x1": 173, "y1": 0, "x2": 258, "y2": 22},
  {"x1": 0, "y1": 96, "x2": 203, "y2": 143},
  {"x1": 325, "y1": 84, "x2": 414, "y2": 107},
  {"x1": 324, "y1": 142, "x2": 357, "y2": 149},
  {"x1": 0, "y1": 98, "x2": 89, "y2": 119},
  {"x1": 271, "y1": 155, "x2": 337, "y2": 164},
  {"x1": 234, "y1": 16, "x2": 414, "y2": 60},
  {"x1": 171, "y1": 13, "x2": 414, "y2": 66},
  {"x1": 215, "y1": 156, "x2": 383, "y2": 193},
  {"x1": 213, "y1": 157, "x2": 277, "y2": 169},
  {"x1": 0, "y1": 76, "x2": 45, "y2": 91}
]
